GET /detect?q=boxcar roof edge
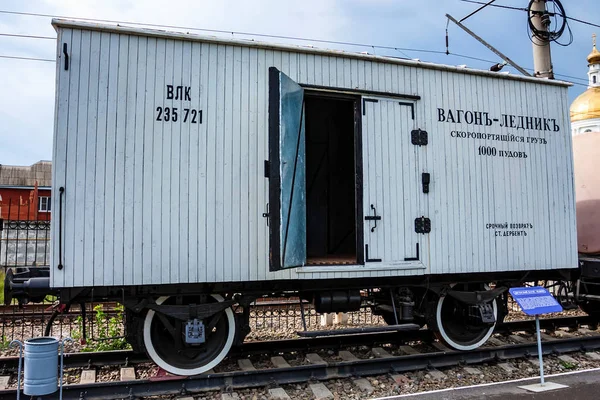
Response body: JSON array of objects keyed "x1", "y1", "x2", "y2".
[{"x1": 52, "y1": 18, "x2": 571, "y2": 88}]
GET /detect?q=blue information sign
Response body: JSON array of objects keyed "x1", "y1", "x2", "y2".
[{"x1": 509, "y1": 286, "x2": 563, "y2": 316}]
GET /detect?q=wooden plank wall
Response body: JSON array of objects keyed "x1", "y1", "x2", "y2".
[{"x1": 51, "y1": 25, "x2": 576, "y2": 288}]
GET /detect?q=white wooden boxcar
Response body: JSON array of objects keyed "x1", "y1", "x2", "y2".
[{"x1": 46, "y1": 19, "x2": 578, "y2": 374}]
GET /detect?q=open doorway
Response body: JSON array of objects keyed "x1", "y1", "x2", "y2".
[{"x1": 304, "y1": 94, "x2": 359, "y2": 265}]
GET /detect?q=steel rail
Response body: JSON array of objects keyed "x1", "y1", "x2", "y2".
[{"x1": 1, "y1": 334, "x2": 599, "y2": 399}]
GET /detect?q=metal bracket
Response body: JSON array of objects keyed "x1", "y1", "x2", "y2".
[
  {"x1": 421, "y1": 173, "x2": 430, "y2": 194},
  {"x1": 364, "y1": 204, "x2": 381, "y2": 232},
  {"x1": 476, "y1": 302, "x2": 496, "y2": 325},
  {"x1": 414, "y1": 216, "x2": 431, "y2": 234},
  {"x1": 365, "y1": 244, "x2": 382, "y2": 263},
  {"x1": 185, "y1": 319, "x2": 206, "y2": 344},
  {"x1": 411, "y1": 129, "x2": 428, "y2": 146},
  {"x1": 398, "y1": 102, "x2": 415, "y2": 120},
  {"x1": 362, "y1": 98, "x2": 379, "y2": 115},
  {"x1": 403, "y1": 243, "x2": 420, "y2": 261}
]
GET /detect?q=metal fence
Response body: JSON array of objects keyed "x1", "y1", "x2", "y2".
[
  {"x1": 0, "y1": 219, "x2": 50, "y2": 268},
  {"x1": 0, "y1": 198, "x2": 51, "y2": 267},
  {"x1": 0, "y1": 298, "x2": 387, "y2": 352}
]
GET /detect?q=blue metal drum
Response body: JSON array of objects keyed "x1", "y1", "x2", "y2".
[{"x1": 23, "y1": 337, "x2": 59, "y2": 395}]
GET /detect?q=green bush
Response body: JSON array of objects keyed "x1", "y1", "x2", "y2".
[{"x1": 72, "y1": 304, "x2": 130, "y2": 352}]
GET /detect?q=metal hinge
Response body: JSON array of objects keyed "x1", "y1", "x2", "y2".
[
  {"x1": 414, "y1": 216, "x2": 431, "y2": 234},
  {"x1": 411, "y1": 129, "x2": 428, "y2": 146}
]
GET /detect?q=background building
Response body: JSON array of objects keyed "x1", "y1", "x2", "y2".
[
  {"x1": 571, "y1": 35, "x2": 600, "y2": 254},
  {"x1": 0, "y1": 161, "x2": 52, "y2": 221},
  {"x1": 571, "y1": 34, "x2": 600, "y2": 135}
]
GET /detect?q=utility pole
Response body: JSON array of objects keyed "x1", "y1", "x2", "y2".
[{"x1": 530, "y1": 0, "x2": 554, "y2": 79}]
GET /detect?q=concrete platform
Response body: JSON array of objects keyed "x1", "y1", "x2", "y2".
[{"x1": 374, "y1": 368, "x2": 600, "y2": 399}]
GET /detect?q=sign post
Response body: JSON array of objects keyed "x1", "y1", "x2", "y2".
[{"x1": 509, "y1": 286, "x2": 568, "y2": 393}]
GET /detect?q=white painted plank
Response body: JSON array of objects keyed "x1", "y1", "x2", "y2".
[
  {"x1": 64, "y1": 28, "x2": 83, "y2": 288},
  {"x1": 168, "y1": 39, "x2": 182, "y2": 285},
  {"x1": 204, "y1": 43, "x2": 218, "y2": 283},
  {"x1": 123, "y1": 34, "x2": 138, "y2": 286},
  {"x1": 52, "y1": 27, "x2": 71, "y2": 288},
  {"x1": 223, "y1": 45, "x2": 234, "y2": 283},
  {"x1": 82, "y1": 31, "x2": 99, "y2": 288},
  {"x1": 142, "y1": 37, "x2": 157, "y2": 285},
  {"x1": 151, "y1": 38, "x2": 166, "y2": 285},
  {"x1": 187, "y1": 41, "x2": 201, "y2": 284},
  {"x1": 73, "y1": 30, "x2": 90, "y2": 287},
  {"x1": 112, "y1": 33, "x2": 129, "y2": 287},
  {"x1": 179, "y1": 40, "x2": 192, "y2": 283},
  {"x1": 198, "y1": 42, "x2": 210, "y2": 283},
  {"x1": 248, "y1": 47, "x2": 260, "y2": 282},
  {"x1": 239, "y1": 46, "x2": 250, "y2": 282},
  {"x1": 92, "y1": 31, "x2": 111, "y2": 286},
  {"x1": 133, "y1": 36, "x2": 147, "y2": 285},
  {"x1": 161, "y1": 39, "x2": 175, "y2": 285}
]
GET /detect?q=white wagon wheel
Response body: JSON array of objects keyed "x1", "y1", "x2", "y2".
[{"x1": 143, "y1": 294, "x2": 235, "y2": 375}]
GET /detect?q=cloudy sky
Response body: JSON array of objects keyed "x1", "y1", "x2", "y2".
[{"x1": 0, "y1": 0, "x2": 598, "y2": 165}]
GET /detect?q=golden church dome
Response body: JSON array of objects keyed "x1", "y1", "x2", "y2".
[
  {"x1": 588, "y1": 45, "x2": 600, "y2": 65},
  {"x1": 571, "y1": 87, "x2": 600, "y2": 122},
  {"x1": 570, "y1": 34, "x2": 600, "y2": 123}
]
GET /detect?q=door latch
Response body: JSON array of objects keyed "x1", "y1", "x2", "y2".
[{"x1": 365, "y1": 204, "x2": 381, "y2": 232}]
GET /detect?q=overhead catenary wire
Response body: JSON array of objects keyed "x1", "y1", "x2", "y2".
[
  {"x1": 0, "y1": 32, "x2": 55, "y2": 40},
  {"x1": 0, "y1": 54, "x2": 54, "y2": 62},
  {"x1": 459, "y1": 0, "x2": 600, "y2": 29},
  {"x1": 0, "y1": 9, "x2": 523, "y2": 69},
  {"x1": 0, "y1": 8, "x2": 591, "y2": 85},
  {"x1": 0, "y1": 9, "x2": 468, "y2": 56}
]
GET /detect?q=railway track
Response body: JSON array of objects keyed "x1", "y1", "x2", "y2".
[{"x1": 0, "y1": 315, "x2": 597, "y2": 399}]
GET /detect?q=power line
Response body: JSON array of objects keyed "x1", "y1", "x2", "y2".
[
  {"x1": 460, "y1": 0, "x2": 498, "y2": 22},
  {"x1": 0, "y1": 33, "x2": 55, "y2": 40},
  {"x1": 460, "y1": 0, "x2": 526, "y2": 11},
  {"x1": 0, "y1": 9, "x2": 514, "y2": 68},
  {"x1": 564, "y1": 15, "x2": 600, "y2": 30},
  {"x1": 0, "y1": 8, "x2": 591, "y2": 84},
  {"x1": 460, "y1": 0, "x2": 600, "y2": 29},
  {"x1": 0, "y1": 9, "x2": 454, "y2": 55},
  {"x1": 0, "y1": 55, "x2": 54, "y2": 62}
]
